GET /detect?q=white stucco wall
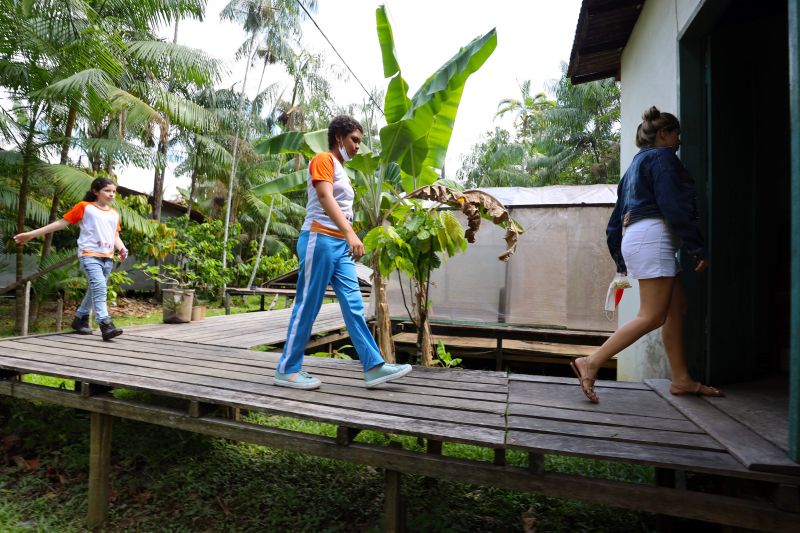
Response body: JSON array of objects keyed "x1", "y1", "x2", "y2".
[{"x1": 614, "y1": 0, "x2": 702, "y2": 381}]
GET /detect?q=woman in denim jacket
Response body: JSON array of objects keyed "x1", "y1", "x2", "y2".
[{"x1": 571, "y1": 106, "x2": 722, "y2": 403}]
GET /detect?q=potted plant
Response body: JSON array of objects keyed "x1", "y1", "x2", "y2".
[{"x1": 137, "y1": 265, "x2": 195, "y2": 323}]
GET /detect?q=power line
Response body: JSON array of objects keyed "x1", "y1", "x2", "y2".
[{"x1": 294, "y1": 0, "x2": 385, "y2": 116}]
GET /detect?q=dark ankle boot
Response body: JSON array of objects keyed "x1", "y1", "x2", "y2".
[
  {"x1": 99, "y1": 318, "x2": 123, "y2": 341},
  {"x1": 71, "y1": 315, "x2": 93, "y2": 335}
]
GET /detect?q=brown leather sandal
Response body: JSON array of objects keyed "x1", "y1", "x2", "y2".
[
  {"x1": 669, "y1": 382, "x2": 724, "y2": 397},
  {"x1": 570, "y1": 357, "x2": 599, "y2": 403}
]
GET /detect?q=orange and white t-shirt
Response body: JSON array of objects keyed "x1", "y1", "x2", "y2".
[
  {"x1": 63, "y1": 201, "x2": 121, "y2": 258},
  {"x1": 301, "y1": 152, "x2": 354, "y2": 239}
]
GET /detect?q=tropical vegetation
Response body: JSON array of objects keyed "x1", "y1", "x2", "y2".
[{"x1": 458, "y1": 64, "x2": 621, "y2": 188}]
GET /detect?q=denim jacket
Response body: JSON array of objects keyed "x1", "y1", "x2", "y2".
[{"x1": 606, "y1": 147, "x2": 706, "y2": 273}]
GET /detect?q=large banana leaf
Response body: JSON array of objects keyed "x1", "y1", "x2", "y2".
[
  {"x1": 249, "y1": 169, "x2": 308, "y2": 196},
  {"x1": 376, "y1": 5, "x2": 496, "y2": 187},
  {"x1": 253, "y1": 131, "x2": 314, "y2": 158},
  {"x1": 255, "y1": 129, "x2": 371, "y2": 158}
]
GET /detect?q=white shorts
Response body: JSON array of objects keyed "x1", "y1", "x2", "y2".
[{"x1": 621, "y1": 218, "x2": 681, "y2": 279}]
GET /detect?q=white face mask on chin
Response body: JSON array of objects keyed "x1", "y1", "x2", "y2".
[{"x1": 338, "y1": 143, "x2": 352, "y2": 162}]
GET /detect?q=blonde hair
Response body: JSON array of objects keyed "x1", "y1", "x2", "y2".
[{"x1": 635, "y1": 106, "x2": 681, "y2": 148}]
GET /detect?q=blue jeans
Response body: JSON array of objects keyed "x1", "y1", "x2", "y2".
[
  {"x1": 278, "y1": 231, "x2": 384, "y2": 375},
  {"x1": 77, "y1": 256, "x2": 113, "y2": 323}
]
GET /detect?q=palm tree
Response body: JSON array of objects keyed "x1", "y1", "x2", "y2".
[
  {"x1": 458, "y1": 127, "x2": 535, "y2": 188},
  {"x1": 0, "y1": 0, "x2": 206, "y2": 332},
  {"x1": 531, "y1": 64, "x2": 620, "y2": 184},
  {"x1": 218, "y1": 0, "x2": 317, "y2": 279},
  {"x1": 496, "y1": 80, "x2": 555, "y2": 139}
]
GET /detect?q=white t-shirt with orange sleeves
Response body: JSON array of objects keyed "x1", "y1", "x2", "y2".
[
  {"x1": 63, "y1": 201, "x2": 121, "y2": 258},
  {"x1": 302, "y1": 152, "x2": 354, "y2": 239}
]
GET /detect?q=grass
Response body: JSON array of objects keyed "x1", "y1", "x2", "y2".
[
  {"x1": 0, "y1": 294, "x2": 295, "y2": 338},
  {"x1": 0, "y1": 377, "x2": 658, "y2": 532}
]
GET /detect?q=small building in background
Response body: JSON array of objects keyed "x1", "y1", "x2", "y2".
[{"x1": 386, "y1": 184, "x2": 618, "y2": 332}]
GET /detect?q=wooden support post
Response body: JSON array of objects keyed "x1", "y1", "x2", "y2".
[
  {"x1": 222, "y1": 406, "x2": 240, "y2": 421},
  {"x1": 494, "y1": 449, "x2": 506, "y2": 466},
  {"x1": 0, "y1": 370, "x2": 20, "y2": 381},
  {"x1": 494, "y1": 337, "x2": 504, "y2": 371},
  {"x1": 384, "y1": 469, "x2": 404, "y2": 533},
  {"x1": 259, "y1": 294, "x2": 265, "y2": 311},
  {"x1": 81, "y1": 383, "x2": 113, "y2": 398},
  {"x1": 87, "y1": 412, "x2": 112, "y2": 530},
  {"x1": 55, "y1": 298, "x2": 63, "y2": 333},
  {"x1": 336, "y1": 426, "x2": 361, "y2": 446},
  {"x1": 188, "y1": 401, "x2": 216, "y2": 418},
  {"x1": 224, "y1": 290, "x2": 231, "y2": 315},
  {"x1": 426, "y1": 439, "x2": 442, "y2": 455},
  {"x1": 22, "y1": 281, "x2": 31, "y2": 336},
  {"x1": 774, "y1": 483, "x2": 800, "y2": 512},
  {"x1": 655, "y1": 468, "x2": 679, "y2": 533},
  {"x1": 528, "y1": 452, "x2": 544, "y2": 475}
]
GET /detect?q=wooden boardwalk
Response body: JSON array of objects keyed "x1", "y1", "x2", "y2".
[
  {"x1": 128, "y1": 302, "x2": 346, "y2": 348},
  {"x1": 0, "y1": 326, "x2": 799, "y2": 530}
]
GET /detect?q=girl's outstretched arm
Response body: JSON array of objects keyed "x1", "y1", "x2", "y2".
[{"x1": 13, "y1": 219, "x2": 70, "y2": 245}]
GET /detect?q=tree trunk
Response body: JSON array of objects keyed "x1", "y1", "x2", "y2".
[
  {"x1": 371, "y1": 256, "x2": 395, "y2": 363},
  {"x1": 222, "y1": 31, "x2": 258, "y2": 283},
  {"x1": 15, "y1": 116, "x2": 38, "y2": 334},
  {"x1": 247, "y1": 196, "x2": 275, "y2": 289},
  {"x1": 414, "y1": 280, "x2": 433, "y2": 365},
  {"x1": 186, "y1": 164, "x2": 198, "y2": 217},
  {"x1": 152, "y1": 134, "x2": 168, "y2": 221},
  {"x1": 42, "y1": 106, "x2": 77, "y2": 260}
]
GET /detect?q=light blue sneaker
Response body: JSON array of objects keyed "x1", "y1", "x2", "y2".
[
  {"x1": 273, "y1": 370, "x2": 321, "y2": 390},
  {"x1": 364, "y1": 363, "x2": 412, "y2": 388}
]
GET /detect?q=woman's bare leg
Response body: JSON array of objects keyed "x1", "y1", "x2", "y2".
[
  {"x1": 661, "y1": 275, "x2": 692, "y2": 385},
  {"x1": 578, "y1": 277, "x2": 676, "y2": 380}
]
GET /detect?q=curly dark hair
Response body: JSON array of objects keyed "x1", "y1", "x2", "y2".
[{"x1": 327, "y1": 115, "x2": 363, "y2": 149}]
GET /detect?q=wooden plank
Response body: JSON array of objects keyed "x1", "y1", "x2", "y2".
[
  {"x1": 508, "y1": 380, "x2": 686, "y2": 420},
  {"x1": 14, "y1": 335, "x2": 509, "y2": 394},
  {"x1": 5, "y1": 379, "x2": 800, "y2": 529},
  {"x1": 510, "y1": 374, "x2": 649, "y2": 390},
  {"x1": 507, "y1": 430, "x2": 751, "y2": 475},
  {"x1": 394, "y1": 332, "x2": 598, "y2": 358},
  {"x1": 647, "y1": 379, "x2": 800, "y2": 475},
  {"x1": 0, "y1": 350, "x2": 507, "y2": 436},
  {"x1": 507, "y1": 416, "x2": 723, "y2": 451},
  {"x1": 509, "y1": 403, "x2": 703, "y2": 433},
  {"x1": 397, "y1": 320, "x2": 612, "y2": 346},
  {"x1": 0, "y1": 352, "x2": 506, "y2": 446},
  {"x1": 87, "y1": 412, "x2": 112, "y2": 529},
  {"x1": 0, "y1": 342, "x2": 507, "y2": 415}
]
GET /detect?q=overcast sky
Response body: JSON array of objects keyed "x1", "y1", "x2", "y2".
[{"x1": 123, "y1": 0, "x2": 582, "y2": 198}]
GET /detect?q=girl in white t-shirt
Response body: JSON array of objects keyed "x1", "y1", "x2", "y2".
[{"x1": 14, "y1": 177, "x2": 127, "y2": 341}]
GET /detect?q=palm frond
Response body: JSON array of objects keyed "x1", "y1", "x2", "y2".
[
  {"x1": 126, "y1": 40, "x2": 224, "y2": 86},
  {"x1": 33, "y1": 68, "x2": 114, "y2": 113},
  {"x1": 0, "y1": 180, "x2": 51, "y2": 226},
  {"x1": 77, "y1": 137, "x2": 156, "y2": 169}
]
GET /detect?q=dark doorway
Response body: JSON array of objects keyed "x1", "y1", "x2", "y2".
[{"x1": 681, "y1": 0, "x2": 791, "y2": 384}]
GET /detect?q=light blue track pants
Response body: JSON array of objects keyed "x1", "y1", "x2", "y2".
[
  {"x1": 76, "y1": 256, "x2": 113, "y2": 323},
  {"x1": 277, "y1": 230, "x2": 385, "y2": 375}
]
